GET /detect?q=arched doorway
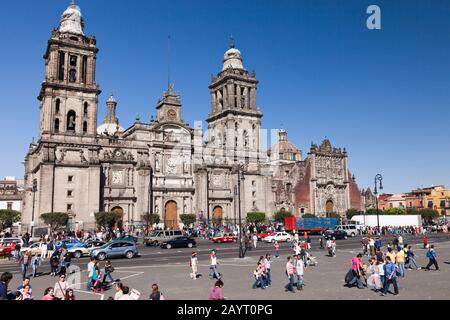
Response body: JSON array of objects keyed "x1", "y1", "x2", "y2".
[
  {"x1": 212, "y1": 206, "x2": 223, "y2": 224},
  {"x1": 325, "y1": 200, "x2": 334, "y2": 217},
  {"x1": 111, "y1": 206, "x2": 124, "y2": 229},
  {"x1": 165, "y1": 201, "x2": 178, "y2": 229}
]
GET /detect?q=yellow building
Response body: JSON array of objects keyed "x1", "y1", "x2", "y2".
[{"x1": 421, "y1": 186, "x2": 450, "y2": 216}]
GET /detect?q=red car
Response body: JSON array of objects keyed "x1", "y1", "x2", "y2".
[
  {"x1": 211, "y1": 234, "x2": 237, "y2": 243},
  {"x1": 256, "y1": 230, "x2": 273, "y2": 241},
  {"x1": 0, "y1": 242, "x2": 17, "y2": 256}
]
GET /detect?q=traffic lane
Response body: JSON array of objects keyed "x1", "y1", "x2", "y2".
[{"x1": 1, "y1": 233, "x2": 446, "y2": 272}]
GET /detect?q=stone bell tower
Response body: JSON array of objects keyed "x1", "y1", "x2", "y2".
[
  {"x1": 206, "y1": 37, "x2": 263, "y2": 165},
  {"x1": 38, "y1": 0, "x2": 100, "y2": 139}
]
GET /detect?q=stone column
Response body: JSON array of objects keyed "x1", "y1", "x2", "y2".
[
  {"x1": 236, "y1": 85, "x2": 241, "y2": 108},
  {"x1": 228, "y1": 83, "x2": 234, "y2": 108},
  {"x1": 250, "y1": 87, "x2": 256, "y2": 110},
  {"x1": 223, "y1": 87, "x2": 227, "y2": 109},
  {"x1": 211, "y1": 91, "x2": 216, "y2": 113},
  {"x1": 64, "y1": 52, "x2": 69, "y2": 82},
  {"x1": 243, "y1": 87, "x2": 248, "y2": 109}
]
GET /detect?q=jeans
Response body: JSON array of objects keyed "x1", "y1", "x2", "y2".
[
  {"x1": 21, "y1": 264, "x2": 28, "y2": 279},
  {"x1": 103, "y1": 271, "x2": 114, "y2": 282},
  {"x1": 383, "y1": 277, "x2": 399, "y2": 295},
  {"x1": 252, "y1": 276, "x2": 265, "y2": 289},
  {"x1": 266, "y1": 269, "x2": 271, "y2": 286},
  {"x1": 286, "y1": 274, "x2": 294, "y2": 292},
  {"x1": 297, "y1": 275, "x2": 303, "y2": 289},
  {"x1": 380, "y1": 275, "x2": 385, "y2": 289},
  {"x1": 275, "y1": 250, "x2": 279, "y2": 258},
  {"x1": 406, "y1": 257, "x2": 420, "y2": 269},
  {"x1": 87, "y1": 276, "x2": 93, "y2": 291},
  {"x1": 397, "y1": 263, "x2": 405, "y2": 278},
  {"x1": 32, "y1": 264, "x2": 38, "y2": 277},
  {"x1": 209, "y1": 265, "x2": 220, "y2": 279},
  {"x1": 350, "y1": 270, "x2": 364, "y2": 288}
]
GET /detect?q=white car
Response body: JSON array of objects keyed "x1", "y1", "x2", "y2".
[
  {"x1": 68, "y1": 240, "x2": 107, "y2": 258},
  {"x1": 263, "y1": 232, "x2": 292, "y2": 243},
  {"x1": 20, "y1": 242, "x2": 42, "y2": 256}
]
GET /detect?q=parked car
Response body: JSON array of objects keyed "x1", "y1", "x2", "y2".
[
  {"x1": 0, "y1": 238, "x2": 24, "y2": 247},
  {"x1": 90, "y1": 240, "x2": 138, "y2": 261},
  {"x1": 263, "y1": 232, "x2": 292, "y2": 243},
  {"x1": 161, "y1": 236, "x2": 196, "y2": 249},
  {"x1": 68, "y1": 240, "x2": 107, "y2": 258},
  {"x1": 0, "y1": 242, "x2": 19, "y2": 256},
  {"x1": 334, "y1": 225, "x2": 358, "y2": 237},
  {"x1": 323, "y1": 229, "x2": 348, "y2": 240},
  {"x1": 144, "y1": 230, "x2": 184, "y2": 246},
  {"x1": 211, "y1": 234, "x2": 237, "y2": 243},
  {"x1": 256, "y1": 230, "x2": 273, "y2": 241},
  {"x1": 20, "y1": 242, "x2": 42, "y2": 256}
]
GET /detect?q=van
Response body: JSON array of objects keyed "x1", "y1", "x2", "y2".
[
  {"x1": 334, "y1": 225, "x2": 359, "y2": 237},
  {"x1": 144, "y1": 230, "x2": 184, "y2": 246}
]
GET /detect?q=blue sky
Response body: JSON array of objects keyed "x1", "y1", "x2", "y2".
[{"x1": 0, "y1": 0, "x2": 449, "y2": 193}]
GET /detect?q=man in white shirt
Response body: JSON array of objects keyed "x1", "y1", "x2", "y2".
[
  {"x1": 87, "y1": 257, "x2": 96, "y2": 291},
  {"x1": 295, "y1": 255, "x2": 304, "y2": 290}
]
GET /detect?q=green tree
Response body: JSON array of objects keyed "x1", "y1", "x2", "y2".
[
  {"x1": 141, "y1": 213, "x2": 161, "y2": 226},
  {"x1": 95, "y1": 211, "x2": 121, "y2": 228},
  {"x1": 346, "y1": 209, "x2": 359, "y2": 220},
  {"x1": 384, "y1": 208, "x2": 406, "y2": 215},
  {"x1": 246, "y1": 212, "x2": 266, "y2": 223},
  {"x1": 273, "y1": 210, "x2": 293, "y2": 223},
  {"x1": 0, "y1": 209, "x2": 21, "y2": 230},
  {"x1": 180, "y1": 214, "x2": 196, "y2": 226},
  {"x1": 419, "y1": 209, "x2": 439, "y2": 224},
  {"x1": 366, "y1": 208, "x2": 383, "y2": 215},
  {"x1": 40, "y1": 212, "x2": 69, "y2": 232}
]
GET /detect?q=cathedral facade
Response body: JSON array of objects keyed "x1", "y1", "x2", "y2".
[{"x1": 21, "y1": 3, "x2": 363, "y2": 232}]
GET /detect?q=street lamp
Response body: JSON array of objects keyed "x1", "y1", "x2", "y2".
[
  {"x1": 374, "y1": 174, "x2": 383, "y2": 234},
  {"x1": 237, "y1": 163, "x2": 245, "y2": 258},
  {"x1": 30, "y1": 178, "x2": 38, "y2": 238}
]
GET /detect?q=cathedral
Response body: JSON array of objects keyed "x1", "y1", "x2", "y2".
[{"x1": 22, "y1": 2, "x2": 363, "y2": 232}]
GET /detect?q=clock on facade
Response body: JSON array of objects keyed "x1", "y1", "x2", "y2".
[
  {"x1": 167, "y1": 109, "x2": 177, "y2": 120},
  {"x1": 111, "y1": 171, "x2": 123, "y2": 185}
]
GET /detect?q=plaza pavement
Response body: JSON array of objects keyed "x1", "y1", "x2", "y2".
[{"x1": 6, "y1": 238, "x2": 450, "y2": 300}]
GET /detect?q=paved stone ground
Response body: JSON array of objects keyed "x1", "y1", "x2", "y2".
[{"x1": 6, "y1": 239, "x2": 450, "y2": 300}]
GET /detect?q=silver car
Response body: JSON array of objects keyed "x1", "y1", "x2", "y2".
[{"x1": 90, "y1": 240, "x2": 138, "y2": 261}]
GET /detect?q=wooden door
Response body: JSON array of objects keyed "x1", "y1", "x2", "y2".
[{"x1": 165, "y1": 201, "x2": 178, "y2": 229}]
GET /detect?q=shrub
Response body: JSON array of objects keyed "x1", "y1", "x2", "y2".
[
  {"x1": 40, "y1": 212, "x2": 69, "y2": 231},
  {"x1": 246, "y1": 212, "x2": 266, "y2": 223},
  {"x1": 273, "y1": 210, "x2": 293, "y2": 223},
  {"x1": 180, "y1": 214, "x2": 196, "y2": 226},
  {"x1": 94, "y1": 212, "x2": 121, "y2": 228},
  {"x1": 0, "y1": 209, "x2": 21, "y2": 230}
]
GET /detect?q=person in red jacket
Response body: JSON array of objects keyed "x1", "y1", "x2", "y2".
[{"x1": 423, "y1": 235, "x2": 428, "y2": 249}]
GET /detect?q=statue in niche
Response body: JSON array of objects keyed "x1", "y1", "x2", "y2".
[
  {"x1": 68, "y1": 115, "x2": 75, "y2": 130},
  {"x1": 155, "y1": 156, "x2": 161, "y2": 172},
  {"x1": 183, "y1": 155, "x2": 190, "y2": 173},
  {"x1": 80, "y1": 150, "x2": 87, "y2": 163}
]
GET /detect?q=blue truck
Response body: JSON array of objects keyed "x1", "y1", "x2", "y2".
[{"x1": 284, "y1": 216, "x2": 339, "y2": 234}]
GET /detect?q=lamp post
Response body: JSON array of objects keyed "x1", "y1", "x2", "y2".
[
  {"x1": 374, "y1": 174, "x2": 383, "y2": 234},
  {"x1": 237, "y1": 163, "x2": 245, "y2": 258},
  {"x1": 30, "y1": 178, "x2": 37, "y2": 238}
]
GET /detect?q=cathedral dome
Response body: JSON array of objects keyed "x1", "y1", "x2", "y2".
[
  {"x1": 59, "y1": 2, "x2": 85, "y2": 36},
  {"x1": 97, "y1": 123, "x2": 124, "y2": 136},
  {"x1": 222, "y1": 38, "x2": 244, "y2": 71},
  {"x1": 268, "y1": 129, "x2": 302, "y2": 162}
]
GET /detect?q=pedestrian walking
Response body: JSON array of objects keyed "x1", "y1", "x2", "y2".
[
  {"x1": 87, "y1": 257, "x2": 96, "y2": 291},
  {"x1": 326, "y1": 239, "x2": 333, "y2": 257},
  {"x1": 0, "y1": 272, "x2": 13, "y2": 300},
  {"x1": 252, "y1": 234, "x2": 258, "y2": 249},
  {"x1": 295, "y1": 254, "x2": 304, "y2": 291},
  {"x1": 274, "y1": 241, "x2": 280, "y2": 258},
  {"x1": 331, "y1": 240, "x2": 337, "y2": 257},
  {"x1": 369, "y1": 237, "x2": 375, "y2": 256},
  {"x1": 367, "y1": 258, "x2": 382, "y2": 291},
  {"x1": 405, "y1": 246, "x2": 421, "y2": 270},
  {"x1": 53, "y1": 274, "x2": 68, "y2": 300},
  {"x1": 50, "y1": 252, "x2": 60, "y2": 276},
  {"x1": 46, "y1": 240, "x2": 55, "y2": 259},
  {"x1": 19, "y1": 251, "x2": 31, "y2": 279},
  {"x1": 423, "y1": 235, "x2": 428, "y2": 249},
  {"x1": 349, "y1": 254, "x2": 365, "y2": 289},
  {"x1": 40, "y1": 240, "x2": 48, "y2": 261},
  {"x1": 103, "y1": 259, "x2": 115, "y2": 284},
  {"x1": 319, "y1": 236, "x2": 324, "y2": 249},
  {"x1": 31, "y1": 252, "x2": 41, "y2": 278},
  {"x1": 209, "y1": 250, "x2": 221, "y2": 280},
  {"x1": 190, "y1": 252, "x2": 198, "y2": 279},
  {"x1": 149, "y1": 283, "x2": 166, "y2": 300},
  {"x1": 424, "y1": 245, "x2": 439, "y2": 271},
  {"x1": 395, "y1": 249, "x2": 406, "y2": 278},
  {"x1": 252, "y1": 262, "x2": 265, "y2": 289},
  {"x1": 264, "y1": 254, "x2": 272, "y2": 287},
  {"x1": 209, "y1": 280, "x2": 224, "y2": 300},
  {"x1": 381, "y1": 256, "x2": 399, "y2": 296},
  {"x1": 285, "y1": 256, "x2": 295, "y2": 293}
]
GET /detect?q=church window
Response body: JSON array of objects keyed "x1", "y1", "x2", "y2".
[
  {"x1": 252, "y1": 180, "x2": 256, "y2": 187},
  {"x1": 54, "y1": 119, "x2": 60, "y2": 132},
  {"x1": 253, "y1": 201, "x2": 256, "y2": 207},
  {"x1": 440, "y1": 200, "x2": 446, "y2": 207},
  {"x1": 83, "y1": 121, "x2": 88, "y2": 134},
  {"x1": 67, "y1": 190, "x2": 73, "y2": 197},
  {"x1": 84, "y1": 102, "x2": 88, "y2": 116},
  {"x1": 69, "y1": 68, "x2": 77, "y2": 83},
  {"x1": 427, "y1": 201, "x2": 433, "y2": 208},
  {"x1": 7, "y1": 202, "x2": 13, "y2": 210},
  {"x1": 235, "y1": 137, "x2": 238, "y2": 147},
  {"x1": 55, "y1": 99, "x2": 61, "y2": 114},
  {"x1": 235, "y1": 122, "x2": 238, "y2": 131},
  {"x1": 82, "y1": 56, "x2": 87, "y2": 83},
  {"x1": 58, "y1": 51, "x2": 65, "y2": 81},
  {"x1": 67, "y1": 204, "x2": 73, "y2": 211},
  {"x1": 252, "y1": 191, "x2": 256, "y2": 198},
  {"x1": 69, "y1": 55, "x2": 77, "y2": 67},
  {"x1": 68, "y1": 176, "x2": 74, "y2": 182},
  {"x1": 301, "y1": 208, "x2": 305, "y2": 214},
  {"x1": 286, "y1": 183, "x2": 292, "y2": 193},
  {"x1": 67, "y1": 110, "x2": 76, "y2": 131}
]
